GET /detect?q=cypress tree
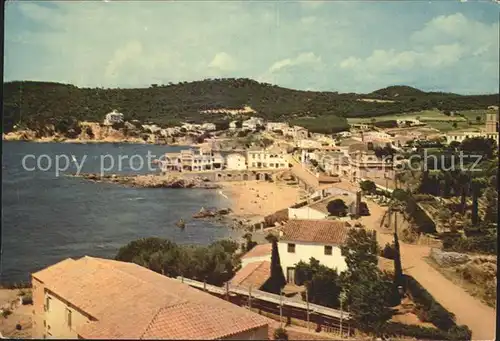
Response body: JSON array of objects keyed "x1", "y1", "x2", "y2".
[
  {"x1": 460, "y1": 187, "x2": 467, "y2": 214},
  {"x1": 471, "y1": 185, "x2": 479, "y2": 225},
  {"x1": 393, "y1": 211, "x2": 404, "y2": 294},
  {"x1": 264, "y1": 239, "x2": 286, "y2": 294}
]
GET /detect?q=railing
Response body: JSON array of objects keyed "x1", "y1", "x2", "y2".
[{"x1": 175, "y1": 276, "x2": 351, "y2": 320}]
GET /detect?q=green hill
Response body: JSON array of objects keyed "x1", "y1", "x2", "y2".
[{"x1": 2, "y1": 78, "x2": 497, "y2": 133}]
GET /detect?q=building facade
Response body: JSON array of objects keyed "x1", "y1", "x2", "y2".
[
  {"x1": 32, "y1": 256, "x2": 271, "y2": 339},
  {"x1": 278, "y1": 220, "x2": 350, "y2": 284},
  {"x1": 246, "y1": 148, "x2": 288, "y2": 170},
  {"x1": 103, "y1": 110, "x2": 124, "y2": 126},
  {"x1": 226, "y1": 153, "x2": 247, "y2": 170}
]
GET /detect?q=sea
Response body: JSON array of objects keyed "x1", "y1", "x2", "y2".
[{"x1": 1, "y1": 141, "x2": 242, "y2": 284}]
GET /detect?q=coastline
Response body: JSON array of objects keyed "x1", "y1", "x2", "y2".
[{"x1": 219, "y1": 180, "x2": 301, "y2": 222}]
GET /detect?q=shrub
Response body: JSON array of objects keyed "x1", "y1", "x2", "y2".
[
  {"x1": 2, "y1": 309, "x2": 12, "y2": 318},
  {"x1": 405, "y1": 275, "x2": 456, "y2": 330},
  {"x1": 273, "y1": 327, "x2": 289, "y2": 340},
  {"x1": 382, "y1": 322, "x2": 451, "y2": 340},
  {"x1": 442, "y1": 233, "x2": 497, "y2": 255},
  {"x1": 381, "y1": 243, "x2": 396, "y2": 260}
]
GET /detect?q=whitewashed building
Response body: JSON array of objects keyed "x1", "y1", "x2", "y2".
[
  {"x1": 242, "y1": 117, "x2": 264, "y2": 130},
  {"x1": 161, "y1": 148, "x2": 223, "y2": 172},
  {"x1": 103, "y1": 110, "x2": 124, "y2": 126},
  {"x1": 266, "y1": 122, "x2": 289, "y2": 132},
  {"x1": 226, "y1": 153, "x2": 247, "y2": 170},
  {"x1": 229, "y1": 121, "x2": 238, "y2": 130},
  {"x1": 201, "y1": 123, "x2": 217, "y2": 131},
  {"x1": 246, "y1": 147, "x2": 288, "y2": 170},
  {"x1": 278, "y1": 220, "x2": 350, "y2": 283},
  {"x1": 284, "y1": 126, "x2": 309, "y2": 140}
]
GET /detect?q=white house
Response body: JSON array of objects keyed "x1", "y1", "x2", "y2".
[
  {"x1": 242, "y1": 117, "x2": 264, "y2": 130},
  {"x1": 297, "y1": 139, "x2": 322, "y2": 150},
  {"x1": 160, "y1": 148, "x2": 224, "y2": 172},
  {"x1": 266, "y1": 122, "x2": 289, "y2": 132},
  {"x1": 278, "y1": 219, "x2": 350, "y2": 283},
  {"x1": 284, "y1": 126, "x2": 309, "y2": 140},
  {"x1": 246, "y1": 147, "x2": 288, "y2": 170},
  {"x1": 229, "y1": 120, "x2": 238, "y2": 130},
  {"x1": 103, "y1": 110, "x2": 124, "y2": 126},
  {"x1": 201, "y1": 123, "x2": 217, "y2": 131},
  {"x1": 226, "y1": 153, "x2": 247, "y2": 170}
]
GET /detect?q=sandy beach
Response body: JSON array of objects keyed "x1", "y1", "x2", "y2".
[{"x1": 219, "y1": 180, "x2": 302, "y2": 221}]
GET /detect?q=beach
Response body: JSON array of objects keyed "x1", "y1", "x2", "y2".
[{"x1": 219, "y1": 180, "x2": 302, "y2": 221}]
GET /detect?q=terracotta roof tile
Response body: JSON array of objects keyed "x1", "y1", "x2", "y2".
[
  {"x1": 230, "y1": 261, "x2": 271, "y2": 290},
  {"x1": 241, "y1": 243, "x2": 272, "y2": 260},
  {"x1": 280, "y1": 220, "x2": 350, "y2": 245},
  {"x1": 32, "y1": 256, "x2": 270, "y2": 339}
]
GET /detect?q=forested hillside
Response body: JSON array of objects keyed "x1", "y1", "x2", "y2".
[{"x1": 3, "y1": 78, "x2": 497, "y2": 133}]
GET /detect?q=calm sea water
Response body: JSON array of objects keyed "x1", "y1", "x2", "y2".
[{"x1": 1, "y1": 141, "x2": 242, "y2": 283}]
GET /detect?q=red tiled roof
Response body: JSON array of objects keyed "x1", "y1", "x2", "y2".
[
  {"x1": 32, "y1": 256, "x2": 270, "y2": 339},
  {"x1": 230, "y1": 261, "x2": 271, "y2": 290},
  {"x1": 241, "y1": 243, "x2": 272, "y2": 260},
  {"x1": 280, "y1": 219, "x2": 350, "y2": 245}
]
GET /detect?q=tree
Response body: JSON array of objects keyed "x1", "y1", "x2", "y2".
[
  {"x1": 340, "y1": 228, "x2": 381, "y2": 302},
  {"x1": 460, "y1": 137, "x2": 496, "y2": 160},
  {"x1": 262, "y1": 239, "x2": 286, "y2": 294},
  {"x1": 243, "y1": 233, "x2": 257, "y2": 252},
  {"x1": 350, "y1": 270, "x2": 395, "y2": 336},
  {"x1": 303, "y1": 262, "x2": 341, "y2": 308},
  {"x1": 393, "y1": 230, "x2": 404, "y2": 291},
  {"x1": 297, "y1": 258, "x2": 341, "y2": 308},
  {"x1": 471, "y1": 184, "x2": 480, "y2": 226},
  {"x1": 327, "y1": 199, "x2": 348, "y2": 216},
  {"x1": 360, "y1": 180, "x2": 377, "y2": 194},
  {"x1": 452, "y1": 122, "x2": 458, "y2": 129},
  {"x1": 476, "y1": 115, "x2": 482, "y2": 123},
  {"x1": 273, "y1": 327, "x2": 288, "y2": 341},
  {"x1": 483, "y1": 187, "x2": 498, "y2": 224}
]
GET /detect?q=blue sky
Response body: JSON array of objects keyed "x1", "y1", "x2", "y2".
[{"x1": 4, "y1": 0, "x2": 499, "y2": 94}]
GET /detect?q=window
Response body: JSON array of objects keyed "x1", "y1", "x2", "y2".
[
  {"x1": 324, "y1": 245, "x2": 333, "y2": 255},
  {"x1": 45, "y1": 297, "x2": 51, "y2": 312},
  {"x1": 66, "y1": 308, "x2": 72, "y2": 328},
  {"x1": 287, "y1": 243, "x2": 296, "y2": 253}
]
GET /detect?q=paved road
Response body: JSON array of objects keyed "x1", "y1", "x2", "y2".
[{"x1": 358, "y1": 200, "x2": 496, "y2": 341}]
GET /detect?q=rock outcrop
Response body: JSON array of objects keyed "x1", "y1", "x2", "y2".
[
  {"x1": 430, "y1": 248, "x2": 470, "y2": 267},
  {"x1": 75, "y1": 173, "x2": 221, "y2": 189}
]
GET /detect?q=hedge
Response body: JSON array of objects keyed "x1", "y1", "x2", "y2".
[
  {"x1": 442, "y1": 233, "x2": 497, "y2": 255},
  {"x1": 383, "y1": 322, "x2": 472, "y2": 340},
  {"x1": 404, "y1": 275, "x2": 456, "y2": 330}
]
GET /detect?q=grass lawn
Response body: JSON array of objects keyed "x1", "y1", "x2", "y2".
[
  {"x1": 348, "y1": 110, "x2": 466, "y2": 125},
  {"x1": 456, "y1": 109, "x2": 491, "y2": 123},
  {"x1": 425, "y1": 121, "x2": 477, "y2": 132}
]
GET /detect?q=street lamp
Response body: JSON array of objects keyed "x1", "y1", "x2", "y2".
[{"x1": 339, "y1": 290, "x2": 347, "y2": 338}]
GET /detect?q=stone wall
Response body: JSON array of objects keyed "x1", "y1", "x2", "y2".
[{"x1": 180, "y1": 169, "x2": 279, "y2": 182}]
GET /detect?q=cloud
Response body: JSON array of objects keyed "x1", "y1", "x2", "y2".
[
  {"x1": 105, "y1": 41, "x2": 143, "y2": 81},
  {"x1": 269, "y1": 52, "x2": 322, "y2": 73},
  {"x1": 208, "y1": 52, "x2": 237, "y2": 71},
  {"x1": 4, "y1": 1, "x2": 499, "y2": 94}
]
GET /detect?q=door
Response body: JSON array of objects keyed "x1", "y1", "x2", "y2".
[{"x1": 286, "y1": 267, "x2": 295, "y2": 284}]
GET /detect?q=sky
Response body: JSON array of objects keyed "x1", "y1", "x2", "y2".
[{"x1": 4, "y1": 0, "x2": 500, "y2": 94}]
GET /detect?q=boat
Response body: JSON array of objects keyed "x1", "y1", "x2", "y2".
[{"x1": 176, "y1": 219, "x2": 186, "y2": 229}]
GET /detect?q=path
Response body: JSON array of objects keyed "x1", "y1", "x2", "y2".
[
  {"x1": 357, "y1": 199, "x2": 496, "y2": 340},
  {"x1": 287, "y1": 156, "x2": 319, "y2": 190}
]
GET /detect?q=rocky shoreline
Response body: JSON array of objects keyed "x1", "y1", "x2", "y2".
[{"x1": 73, "y1": 173, "x2": 221, "y2": 189}]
